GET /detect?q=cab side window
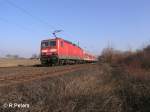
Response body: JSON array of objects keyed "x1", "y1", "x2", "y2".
[{"x1": 61, "y1": 41, "x2": 64, "y2": 47}]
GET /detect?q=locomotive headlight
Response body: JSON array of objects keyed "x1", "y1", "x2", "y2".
[
  {"x1": 41, "y1": 50, "x2": 48, "y2": 53},
  {"x1": 50, "y1": 49, "x2": 57, "y2": 52}
]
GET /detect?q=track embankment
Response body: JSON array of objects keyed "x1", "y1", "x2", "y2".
[{"x1": 0, "y1": 64, "x2": 96, "y2": 86}]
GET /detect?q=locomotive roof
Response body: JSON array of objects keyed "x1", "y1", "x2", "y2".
[
  {"x1": 64, "y1": 40, "x2": 82, "y2": 49},
  {"x1": 42, "y1": 37, "x2": 82, "y2": 49}
]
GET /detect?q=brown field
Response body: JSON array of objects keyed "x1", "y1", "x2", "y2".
[{"x1": 0, "y1": 58, "x2": 40, "y2": 67}]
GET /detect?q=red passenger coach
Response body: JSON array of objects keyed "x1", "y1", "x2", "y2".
[{"x1": 40, "y1": 37, "x2": 96, "y2": 65}]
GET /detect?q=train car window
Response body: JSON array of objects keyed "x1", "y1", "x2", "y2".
[
  {"x1": 41, "y1": 42, "x2": 48, "y2": 48},
  {"x1": 61, "y1": 41, "x2": 64, "y2": 47},
  {"x1": 50, "y1": 41, "x2": 56, "y2": 46}
]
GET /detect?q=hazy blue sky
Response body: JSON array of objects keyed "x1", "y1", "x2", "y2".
[{"x1": 0, "y1": 0, "x2": 150, "y2": 57}]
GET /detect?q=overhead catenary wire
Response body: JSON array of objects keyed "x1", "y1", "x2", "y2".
[
  {"x1": 3, "y1": 0, "x2": 91, "y2": 51},
  {"x1": 5, "y1": 0, "x2": 79, "y2": 40},
  {"x1": 0, "y1": 0, "x2": 80, "y2": 45},
  {"x1": 5, "y1": 0, "x2": 58, "y2": 32},
  {"x1": 0, "y1": 16, "x2": 47, "y2": 38},
  {"x1": 0, "y1": 17, "x2": 28, "y2": 32}
]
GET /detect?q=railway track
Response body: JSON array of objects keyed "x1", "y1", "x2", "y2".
[{"x1": 0, "y1": 64, "x2": 96, "y2": 86}]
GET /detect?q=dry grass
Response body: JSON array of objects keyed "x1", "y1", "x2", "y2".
[
  {"x1": 0, "y1": 58, "x2": 40, "y2": 67},
  {"x1": 98, "y1": 45, "x2": 150, "y2": 112},
  {"x1": 0, "y1": 62, "x2": 149, "y2": 112}
]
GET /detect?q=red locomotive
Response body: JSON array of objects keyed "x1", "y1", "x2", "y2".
[{"x1": 40, "y1": 37, "x2": 97, "y2": 65}]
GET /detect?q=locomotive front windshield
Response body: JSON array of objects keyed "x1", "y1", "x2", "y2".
[
  {"x1": 41, "y1": 41, "x2": 56, "y2": 48},
  {"x1": 41, "y1": 42, "x2": 48, "y2": 48},
  {"x1": 49, "y1": 41, "x2": 56, "y2": 46}
]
